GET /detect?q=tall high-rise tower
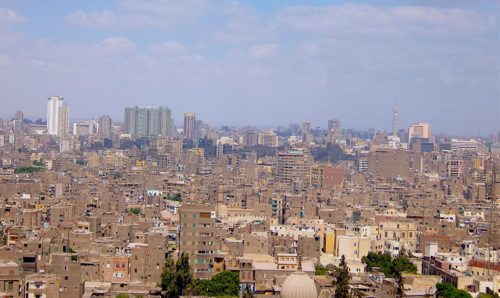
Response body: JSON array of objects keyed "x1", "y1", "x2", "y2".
[
  {"x1": 14, "y1": 110, "x2": 23, "y2": 133},
  {"x1": 328, "y1": 119, "x2": 340, "y2": 131},
  {"x1": 392, "y1": 107, "x2": 399, "y2": 137},
  {"x1": 98, "y1": 115, "x2": 113, "y2": 138},
  {"x1": 184, "y1": 112, "x2": 196, "y2": 140},
  {"x1": 57, "y1": 105, "x2": 70, "y2": 137},
  {"x1": 47, "y1": 96, "x2": 70, "y2": 137},
  {"x1": 123, "y1": 106, "x2": 171, "y2": 137}
]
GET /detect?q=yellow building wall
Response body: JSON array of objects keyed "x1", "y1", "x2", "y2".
[{"x1": 323, "y1": 231, "x2": 335, "y2": 254}]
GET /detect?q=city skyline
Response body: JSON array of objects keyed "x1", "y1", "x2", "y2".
[
  {"x1": 0, "y1": 1, "x2": 498, "y2": 135},
  {"x1": 1, "y1": 2, "x2": 500, "y2": 298},
  {"x1": 1, "y1": 102, "x2": 497, "y2": 138}
]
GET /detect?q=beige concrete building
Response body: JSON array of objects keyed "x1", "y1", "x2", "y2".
[
  {"x1": 276, "y1": 149, "x2": 310, "y2": 184},
  {"x1": 179, "y1": 204, "x2": 216, "y2": 278},
  {"x1": 0, "y1": 261, "x2": 22, "y2": 298},
  {"x1": 24, "y1": 273, "x2": 61, "y2": 298},
  {"x1": 368, "y1": 146, "x2": 409, "y2": 179}
]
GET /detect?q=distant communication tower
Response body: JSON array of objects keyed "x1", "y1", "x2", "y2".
[{"x1": 392, "y1": 106, "x2": 399, "y2": 137}]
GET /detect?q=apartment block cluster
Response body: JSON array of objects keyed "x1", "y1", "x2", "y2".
[{"x1": 0, "y1": 100, "x2": 498, "y2": 297}]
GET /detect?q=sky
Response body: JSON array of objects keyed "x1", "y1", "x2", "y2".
[{"x1": 0, "y1": 0, "x2": 498, "y2": 135}]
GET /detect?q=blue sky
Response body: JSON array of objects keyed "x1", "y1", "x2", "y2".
[{"x1": 0, "y1": 0, "x2": 498, "y2": 135}]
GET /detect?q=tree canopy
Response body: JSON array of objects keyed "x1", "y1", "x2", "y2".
[
  {"x1": 160, "y1": 253, "x2": 192, "y2": 298},
  {"x1": 361, "y1": 251, "x2": 416, "y2": 278},
  {"x1": 334, "y1": 255, "x2": 350, "y2": 298},
  {"x1": 192, "y1": 271, "x2": 240, "y2": 297},
  {"x1": 14, "y1": 166, "x2": 43, "y2": 174},
  {"x1": 436, "y1": 282, "x2": 472, "y2": 298},
  {"x1": 315, "y1": 264, "x2": 328, "y2": 276},
  {"x1": 160, "y1": 254, "x2": 240, "y2": 298},
  {"x1": 130, "y1": 207, "x2": 141, "y2": 215}
]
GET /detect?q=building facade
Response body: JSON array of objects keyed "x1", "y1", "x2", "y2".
[
  {"x1": 184, "y1": 112, "x2": 196, "y2": 140},
  {"x1": 179, "y1": 204, "x2": 216, "y2": 279},
  {"x1": 47, "y1": 96, "x2": 70, "y2": 137},
  {"x1": 123, "y1": 106, "x2": 171, "y2": 137},
  {"x1": 276, "y1": 149, "x2": 311, "y2": 184}
]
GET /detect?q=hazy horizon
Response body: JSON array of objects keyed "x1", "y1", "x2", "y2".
[{"x1": 0, "y1": 0, "x2": 498, "y2": 135}]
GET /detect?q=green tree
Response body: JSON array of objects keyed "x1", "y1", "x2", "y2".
[
  {"x1": 160, "y1": 253, "x2": 193, "y2": 298},
  {"x1": 315, "y1": 264, "x2": 328, "y2": 275},
  {"x1": 175, "y1": 252, "x2": 192, "y2": 296},
  {"x1": 14, "y1": 166, "x2": 43, "y2": 174},
  {"x1": 130, "y1": 208, "x2": 141, "y2": 215},
  {"x1": 167, "y1": 193, "x2": 182, "y2": 202},
  {"x1": 334, "y1": 255, "x2": 350, "y2": 298},
  {"x1": 160, "y1": 256, "x2": 176, "y2": 297},
  {"x1": 436, "y1": 282, "x2": 472, "y2": 298},
  {"x1": 116, "y1": 294, "x2": 129, "y2": 298},
  {"x1": 362, "y1": 252, "x2": 416, "y2": 278},
  {"x1": 191, "y1": 271, "x2": 240, "y2": 297},
  {"x1": 208, "y1": 271, "x2": 240, "y2": 297}
]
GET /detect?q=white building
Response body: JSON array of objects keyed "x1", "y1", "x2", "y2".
[
  {"x1": 451, "y1": 139, "x2": 479, "y2": 151},
  {"x1": 47, "y1": 96, "x2": 70, "y2": 137},
  {"x1": 384, "y1": 239, "x2": 401, "y2": 258}
]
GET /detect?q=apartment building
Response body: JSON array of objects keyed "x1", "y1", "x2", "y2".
[{"x1": 179, "y1": 204, "x2": 217, "y2": 279}]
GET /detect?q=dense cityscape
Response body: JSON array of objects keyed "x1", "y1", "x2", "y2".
[
  {"x1": 0, "y1": 96, "x2": 498, "y2": 298},
  {"x1": 1, "y1": 1, "x2": 499, "y2": 298}
]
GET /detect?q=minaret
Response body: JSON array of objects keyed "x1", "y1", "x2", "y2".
[{"x1": 392, "y1": 106, "x2": 398, "y2": 137}]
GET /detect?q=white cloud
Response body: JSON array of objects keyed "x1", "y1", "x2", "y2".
[
  {"x1": 65, "y1": 0, "x2": 210, "y2": 29},
  {"x1": 65, "y1": 10, "x2": 116, "y2": 28},
  {"x1": 248, "y1": 43, "x2": 279, "y2": 59},
  {"x1": 0, "y1": 7, "x2": 27, "y2": 27},
  {"x1": 119, "y1": 0, "x2": 210, "y2": 17},
  {"x1": 101, "y1": 37, "x2": 136, "y2": 52},
  {"x1": 275, "y1": 4, "x2": 496, "y2": 37},
  {"x1": 150, "y1": 40, "x2": 187, "y2": 55}
]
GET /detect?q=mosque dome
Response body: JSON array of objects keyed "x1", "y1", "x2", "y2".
[{"x1": 281, "y1": 271, "x2": 318, "y2": 298}]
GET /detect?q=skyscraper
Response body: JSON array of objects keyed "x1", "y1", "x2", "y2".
[
  {"x1": 328, "y1": 119, "x2": 340, "y2": 131},
  {"x1": 123, "y1": 106, "x2": 171, "y2": 137},
  {"x1": 47, "y1": 96, "x2": 70, "y2": 137},
  {"x1": 184, "y1": 112, "x2": 196, "y2": 140},
  {"x1": 392, "y1": 107, "x2": 398, "y2": 137},
  {"x1": 14, "y1": 110, "x2": 23, "y2": 133},
  {"x1": 47, "y1": 96, "x2": 63, "y2": 135},
  {"x1": 98, "y1": 115, "x2": 113, "y2": 138},
  {"x1": 57, "y1": 105, "x2": 70, "y2": 137},
  {"x1": 302, "y1": 121, "x2": 312, "y2": 143}
]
